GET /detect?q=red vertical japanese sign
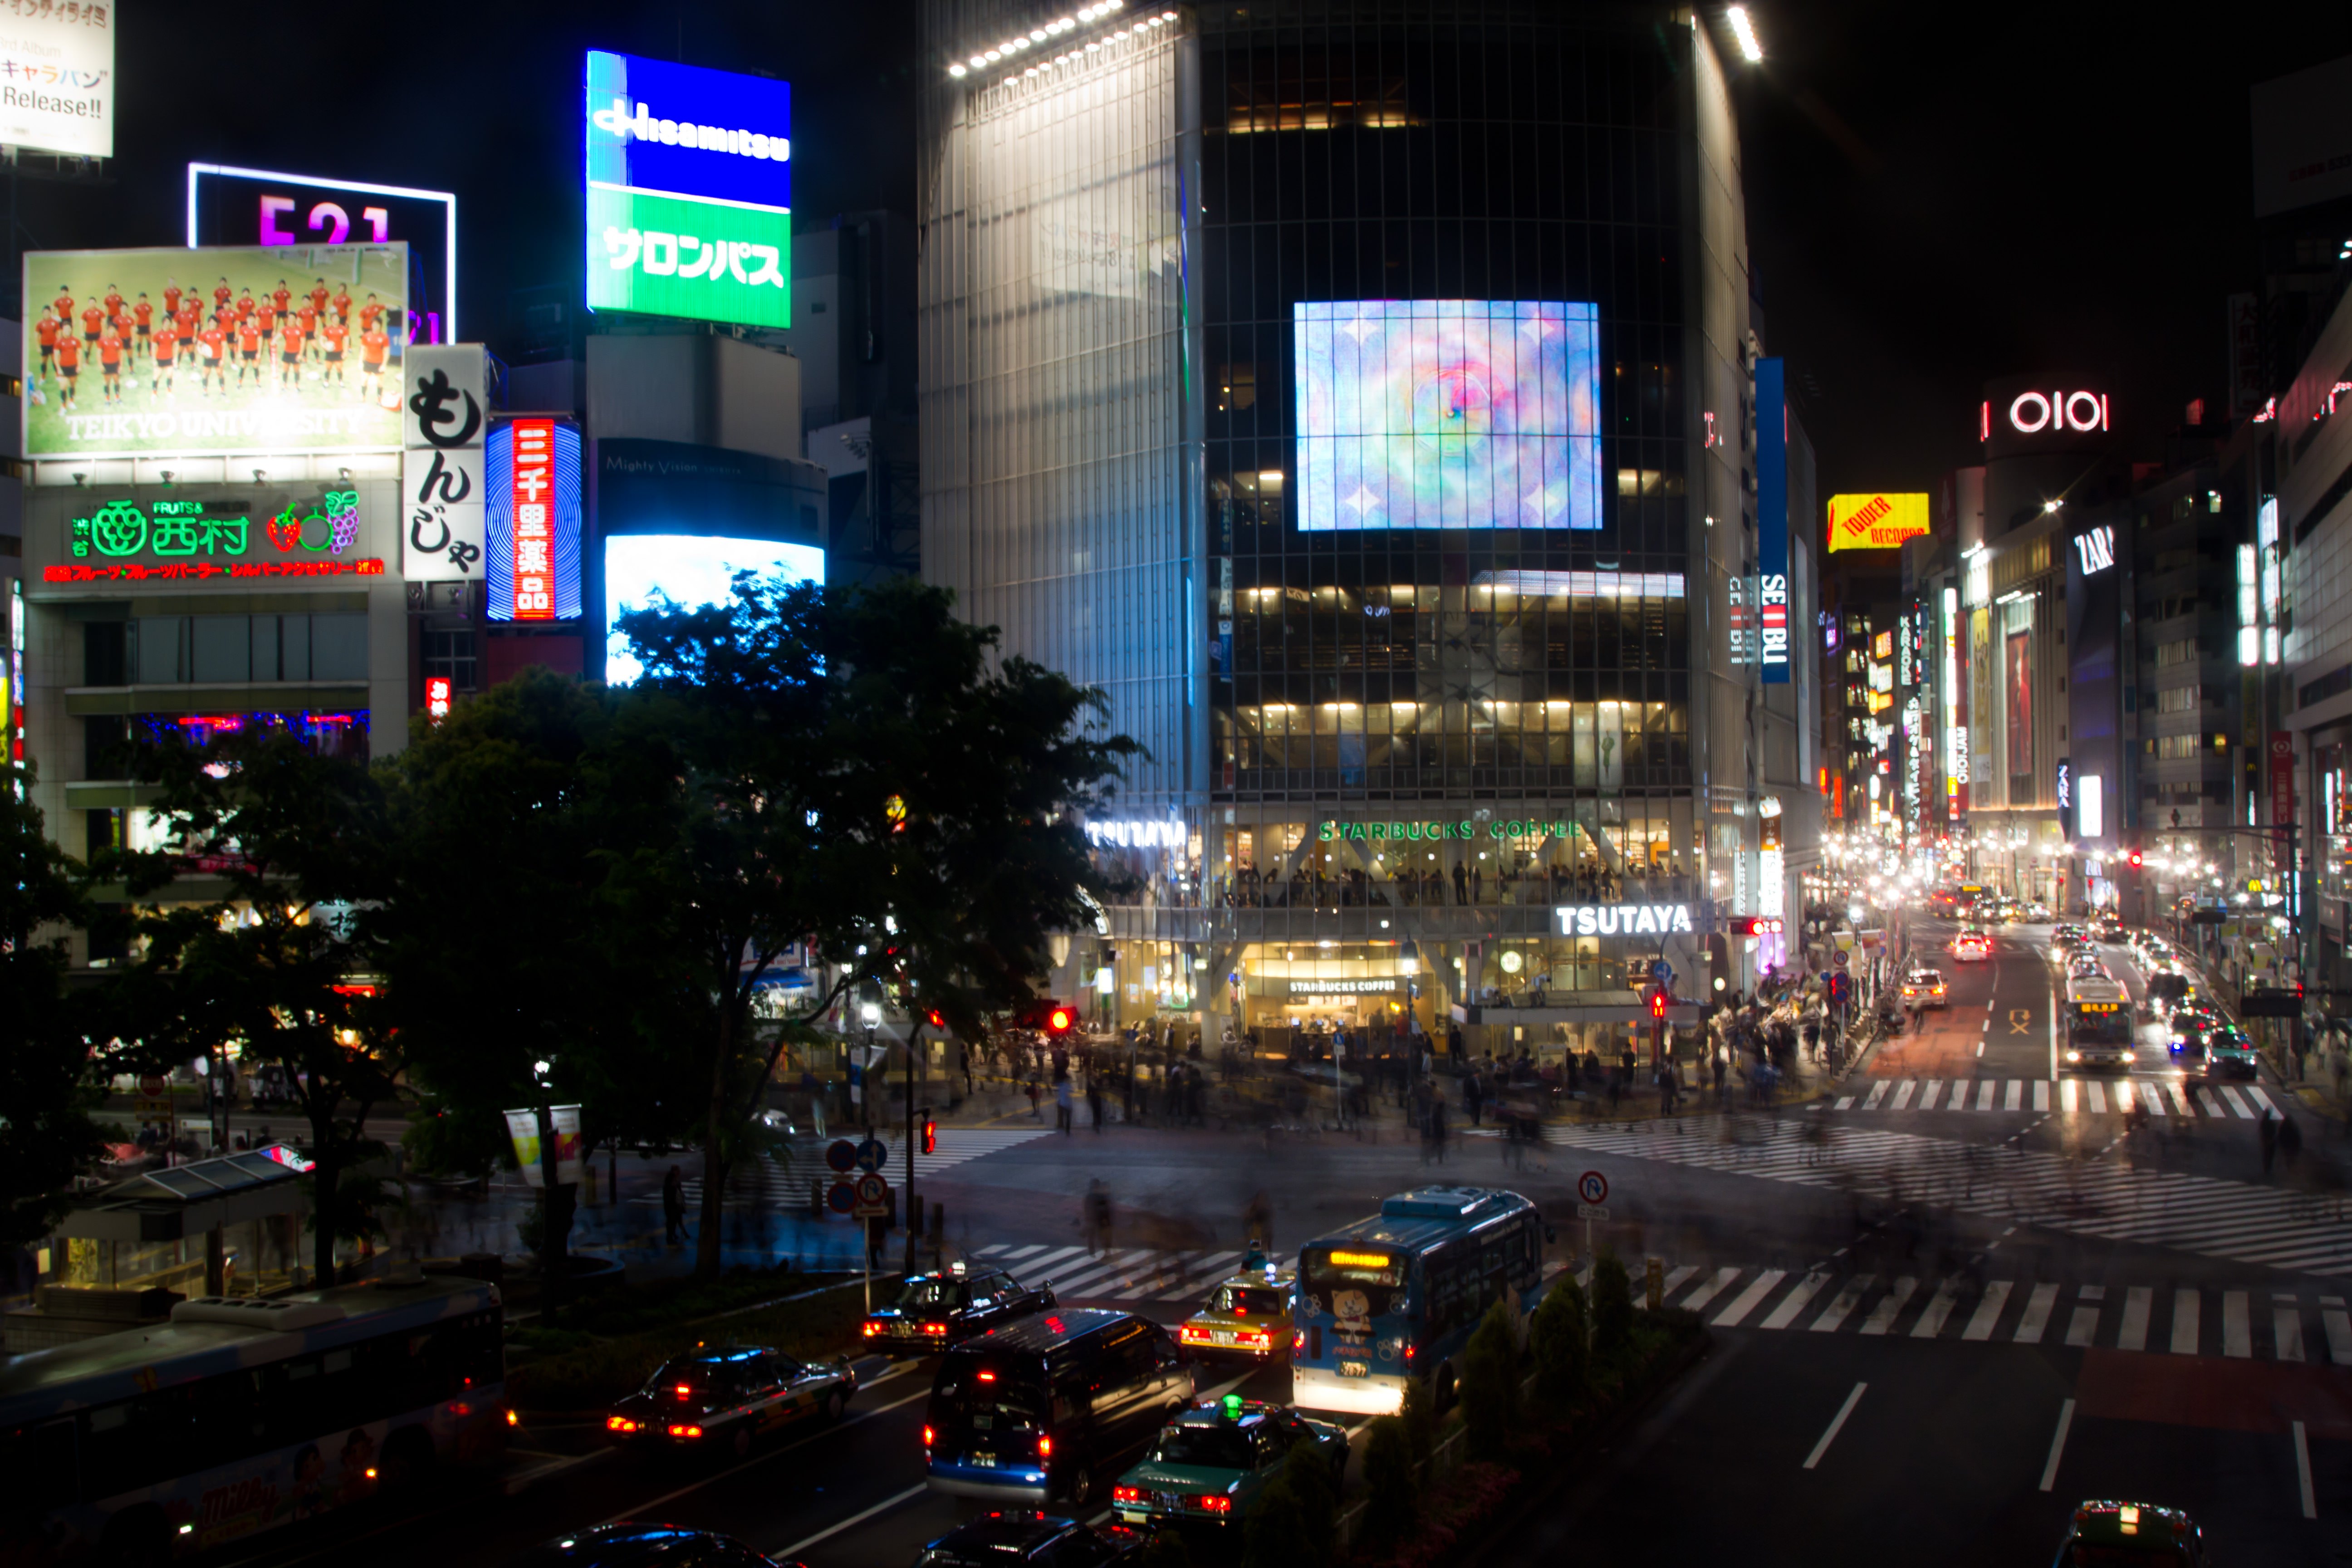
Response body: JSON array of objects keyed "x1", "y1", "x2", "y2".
[
  {"x1": 2271, "y1": 730, "x2": 2296, "y2": 847},
  {"x1": 510, "y1": 418, "x2": 555, "y2": 621}
]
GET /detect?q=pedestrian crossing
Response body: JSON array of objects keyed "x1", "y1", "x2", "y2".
[
  {"x1": 1548, "y1": 1118, "x2": 2352, "y2": 1275},
  {"x1": 969, "y1": 1242, "x2": 1253, "y2": 1305},
  {"x1": 646, "y1": 1128, "x2": 1057, "y2": 1206},
  {"x1": 1618, "y1": 1261, "x2": 2352, "y2": 1363},
  {"x1": 1833, "y1": 1078, "x2": 2280, "y2": 1119}
]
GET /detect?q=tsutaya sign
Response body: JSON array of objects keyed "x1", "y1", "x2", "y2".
[
  {"x1": 1554, "y1": 903, "x2": 1694, "y2": 936},
  {"x1": 1320, "y1": 817, "x2": 1580, "y2": 843}
]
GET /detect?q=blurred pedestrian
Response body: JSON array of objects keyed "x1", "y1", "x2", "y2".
[
  {"x1": 1464, "y1": 1067, "x2": 1485, "y2": 1127},
  {"x1": 1055, "y1": 1075, "x2": 1074, "y2": 1134},
  {"x1": 1085, "y1": 1178, "x2": 1114, "y2": 1255},
  {"x1": 2259, "y1": 1107, "x2": 2279, "y2": 1177},
  {"x1": 1088, "y1": 1074, "x2": 1105, "y2": 1132},
  {"x1": 2279, "y1": 1111, "x2": 2304, "y2": 1171},
  {"x1": 662, "y1": 1165, "x2": 689, "y2": 1245}
]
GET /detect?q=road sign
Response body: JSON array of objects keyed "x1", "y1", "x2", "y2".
[
  {"x1": 854, "y1": 1137, "x2": 890, "y2": 1175},
  {"x1": 852, "y1": 1172, "x2": 891, "y2": 1220},
  {"x1": 826, "y1": 1179, "x2": 856, "y2": 1215},
  {"x1": 138, "y1": 1075, "x2": 167, "y2": 1098},
  {"x1": 825, "y1": 1139, "x2": 860, "y2": 1174},
  {"x1": 1576, "y1": 1203, "x2": 1610, "y2": 1221},
  {"x1": 1649, "y1": 959, "x2": 1673, "y2": 983},
  {"x1": 1577, "y1": 1170, "x2": 1608, "y2": 1205},
  {"x1": 1833, "y1": 947, "x2": 1850, "y2": 967}
]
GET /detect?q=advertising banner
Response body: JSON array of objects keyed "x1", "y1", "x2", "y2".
[
  {"x1": 503, "y1": 1105, "x2": 582, "y2": 1187},
  {"x1": 2273, "y1": 731, "x2": 2297, "y2": 845},
  {"x1": 485, "y1": 419, "x2": 583, "y2": 622},
  {"x1": 399, "y1": 343, "x2": 487, "y2": 581},
  {"x1": 0, "y1": 4, "x2": 113, "y2": 158},
  {"x1": 584, "y1": 51, "x2": 792, "y2": 330},
  {"x1": 2006, "y1": 630, "x2": 2033, "y2": 783},
  {"x1": 1755, "y1": 356, "x2": 1789, "y2": 682},
  {"x1": 41, "y1": 485, "x2": 389, "y2": 586},
  {"x1": 23, "y1": 244, "x2": 407, "y2": 461},
  {"x1": 1826, "y1": 492, "x2": 1930, "y2": 552},
  {"x1": 189, "y1": 165, "x2": 458, "y2": 341}
]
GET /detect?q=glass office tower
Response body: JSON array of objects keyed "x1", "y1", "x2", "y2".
[{"x1": 920, "y1": 0, "x2": 1771, "y2": 1060}]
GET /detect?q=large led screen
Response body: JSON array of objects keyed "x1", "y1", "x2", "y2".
[
  {"x1": 1294, "y1": 299, "x2": 1601, "y2": 531},
  {"x1": 604, "y1": 534, "x2": 824, "y2": 684}
]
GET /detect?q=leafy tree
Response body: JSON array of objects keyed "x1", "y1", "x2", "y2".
[
  {"x1": 102, "y1": 730, "x2": 401, "y2": 1283},
  {"x1": 380, "y1": 667, "x2": 703, "y2": 1308},
  {"x1": 1459, "y1": 1296, "x2": 1521, "y2": 1457},
  {"x1": 616, "y1": 575, "x2": 1137, "y2": 1276},
  {"x1": 1529, "y1": 1272, "x2": 1591, "y2": 1407},
  {"x1": 1357, "y1": 1414, "x2": 1421, "y2": 1554},
  {"x1": 1400, "y1": 1372, "x2": 1436, "y2": 1465},
  {"x1": 1591, "y1": 1246, "x2": 1635, "y2": 1368},
  {"x1": 0, "y1": 764, "x2": 108, "y2": 1252},
  {"x1": 1240, "y1": 1438, "x2": 1338, "y2": 1568}
]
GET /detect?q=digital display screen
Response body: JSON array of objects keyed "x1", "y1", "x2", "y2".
[
  {"x1": 1294, "y1": 299, "x2": 1601, "y2": 531},
  {"x1": 604, "y1": 534, "x2": 824, "y2": 684}
]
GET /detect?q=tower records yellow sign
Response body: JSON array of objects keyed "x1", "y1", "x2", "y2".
[{"x1": 1827, "y1": 493, "x2": 1930, "y2": 552}]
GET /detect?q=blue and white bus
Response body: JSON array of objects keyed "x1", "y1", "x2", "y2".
[
  {"x1": 0, "y1": 1273, "x2": 505, "y2": 1563},
  {"x1": 1290, "y1": 1186, "x2": 1544, "y2": 1416}
]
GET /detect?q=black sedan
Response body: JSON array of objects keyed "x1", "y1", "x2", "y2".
[
  {"x1": 913, "y1": 1511, "x2": 1140, "y2": 1568},
  {"x1": 513, "y1": 1525, "x2": 807, "y2": 1568},
  {"x1": 606, "y1": 1348, "x2": 856, "y2": 1458},
  {"x1": 863, "y1": 1263, "x2": 1056, "y2": 1353}
]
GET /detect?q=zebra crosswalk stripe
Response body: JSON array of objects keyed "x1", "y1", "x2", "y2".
[
  {"x1": 1911, "y1": 1279, "x2": 1964, "y2": 1338},
  {"x1": 1759, "y1": 1272, "x2": 1830, "y2": 1330},
  {"x1": 2006, "y1": 1080, "x2": 2024, "y2": 1111},
  {"x1": 1859, "y1": 1278, "x2": 1916, "y2": 1336},
  {"x1": 1809, "y1": 1275, "x2": 1871, "y2": 1333},
  {"x1": 1961, "y1": 1280, "x2": 2013, "y2": 1341},
  {"x1": 2014, "y1": 1282, "x2": 2059, "y2": 1345},
  {"x1": 2324, "y1": 1298, "x2": 2352, "y2": 1363},
  {"x1": 1711, "y1": 1269, "x2": 1788, "y2": 1328},
  {"x1": 1828, "y1": 1078, "x2": 2284, "y2": 1119},
  {"x1": 1680, "y1": 1266, "x2": 1743, "y2": 1314},
  {"x1": 2171, "y1": 1290, "x2": 2200, "y2": 1355}
]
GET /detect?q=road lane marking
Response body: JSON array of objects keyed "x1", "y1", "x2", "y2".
[
  {"x1": 2038, "y1": 1399, "x2": 2076, "y2": 1492},
  {"x1": 1976, "y1": 1079, "x2": 1994, "y2": 1109},
  {"x1": 1961, "y1": 1280, "x2": 2014, "y2": 1340},
  {"x1": 2061, "y1": 1080, "x2": 2079, "y2": 1114},
  {"x1": 2087, "y1": 1081, "x2": 2108, "y2": 1114},
  {"x1": 1988, "y1": 997, "x2": 1996, "y2": 1011},
  {"x1": 1759, "y1": 1273, "x2": 1830, "y2": 1330},
  {"x1": 2168, "y1": 1083, "x2": 2194, "y2": 1116},
  {"x1": 2007, "y1": 1079, "x2": 2024, "y2": 1111},
  {"x1": 2277, "y1": 1304, "x2": 2307, "y2": 1363},
  {"x1": 2197, "y1": 1087, "x2": 2227, "y2": 1117},
  {"x1": 1911, "y1": 1279, "x2": 1963, "y2": 1338},
  {"x1": 2223, "y1": 1291, "x2": 2251, "y2": 1357},
  {"x1": 1835, "y1": 1096, "x2": 1855, "y2": 1110},
  {"x1": 771, "y1": 1483, "x2": 928, "y2": 1561},
  {"x1": 2064, "y1": 1298, "x2": 2100, "y2": 1347},
  {"x1": 1809, "y1": 1275, "x2": 1872, "y2": 1332},
  {"x1": 2220, "y1": 1086, "x2": 2255, "y2": 1120},
  {"x1": 1858, "y1": 1278, "x2": 1916, "y2": 1335},
  {"x1": 1712, "y1": 1269, "x2": 1788, "y2": 1327},
  {"x1": 1862, "y1": 1081, "x2": 1889, "y2": 1110},
  {"x1": 2146, "y1": 1084, "x2": 2168, "y2": 1117},
  {"x1": 1919, "y1": 1080, "x2": 1941, "y2": 1111},
  {"x1": 1658, "y1": 1264, "x2": 1699, "y2": 1298},
  {"x1": 2034, "y1": 1081, "x2": 2051, "y2": 1112},
  {"x1": 1802, "y1": 1382, "x2": 1867, "y2": 1470},
  {"x1": 2323, "y1": 1297, "x2": 2352, "y2": 1364},
  {"x1": 1679, "y1": 1266, "x2": 1743, "y2": 1313},
  {"x1": 1891, "y1": 1081, "x2": 1916, "y2": 1111},
  {"x1": 2119, "y1": 1287, "x2": 2152, "y2": 1351},
  {"x1": 2172, "y1": 1289, "x2": 2201, "y2": 1355},
  {"x1": 2297, "y1": 1421, "x2": 2318, "y2": 1518},
  {"x1": 2114, "y1": 1081, "x2": 2135, "y2": 1113},
  {"x1": 2246, "y1": 1086, "x2": 2280, "y2": 1116},
  {"x1": 600, "y1": 1386, "x2": 932, "y2": 1528},
  {"x1": 1976, "y1": 1041, "x2": 1985, "y2": 1058},
  {"x1": 2013, "y1": 1282, "x2": 2059, "y2": 1344}
]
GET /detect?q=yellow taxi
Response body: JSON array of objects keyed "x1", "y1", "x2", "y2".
[{"x1": 1178, "y1": 1267, "x2": 1296, "y2": 1360}]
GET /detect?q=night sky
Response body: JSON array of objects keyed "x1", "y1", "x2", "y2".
[{"x1": 35, "y1": 1, "x2": 2352, "y2": 503}]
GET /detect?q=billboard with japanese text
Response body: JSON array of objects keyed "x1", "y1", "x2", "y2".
[
  {"x1": 0, "y1": 2, "x2": 113, "y2": 158},
  {"x1": 22, "y1": 243, "x2": 407, "y2": 460}
]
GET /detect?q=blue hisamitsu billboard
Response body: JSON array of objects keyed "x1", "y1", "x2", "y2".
[{"x1": 584, "y1": 51, "x2": 792, "y2": 330}]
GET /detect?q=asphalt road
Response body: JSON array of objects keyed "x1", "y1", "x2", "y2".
[{"x1": 208, "y1": 921, "x2": 2352, "y2": 1568}]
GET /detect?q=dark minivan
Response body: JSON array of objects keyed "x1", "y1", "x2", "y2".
[{"x1": 923, "y1": 1309, "x2": 1193, "y2": 1508}]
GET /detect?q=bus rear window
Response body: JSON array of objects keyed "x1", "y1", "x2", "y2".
[{"x1": 1304, "y1": 1250, "x2": 1401, "y2": 1289}]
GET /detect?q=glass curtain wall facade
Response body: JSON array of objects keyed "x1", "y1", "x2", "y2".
[{"x1": 921, "y1": 0, "x2": 1759, "y2": 1056}]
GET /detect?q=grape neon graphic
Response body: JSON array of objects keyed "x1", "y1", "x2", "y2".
[{"x1": 1294, "y1": 299, "x2": 1602, "y2": 531}]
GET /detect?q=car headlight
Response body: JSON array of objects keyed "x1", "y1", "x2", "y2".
[
  {"x1": 2065, "y1": 1050, "x2": 2081, "y2": 1062},
  {"x1": 2121, "y1": 1051, "x2": 2136, "y2": 1062}
]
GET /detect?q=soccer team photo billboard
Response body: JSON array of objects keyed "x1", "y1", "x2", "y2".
[{"x1": 23, "y1": 244, "x2": 408, "y2": 461}]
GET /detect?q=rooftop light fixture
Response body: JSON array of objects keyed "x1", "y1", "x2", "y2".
[{"x1": 1725, "y1": 5, "x2": 1764, "y2": 62}]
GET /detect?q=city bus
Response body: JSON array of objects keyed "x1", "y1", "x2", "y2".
[
  {"x1": 0, "y1": 1273, "x2": 505, "y2": 1563},
  {"x1": 1290, "y1": 1186, "x2": 1544, "y2": 1417},
  {"x1": 2063, "y1": 974, "x2": 2137, "y2": 1072}
]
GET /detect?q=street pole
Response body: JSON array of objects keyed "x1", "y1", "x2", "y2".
[{"x1": 904, "y1": 1020, "x2": 919, "y2": 1276}]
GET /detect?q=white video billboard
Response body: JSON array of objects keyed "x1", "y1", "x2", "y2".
[{"x1": 604, "y1": 533, "x2": 823, "y2": 684}]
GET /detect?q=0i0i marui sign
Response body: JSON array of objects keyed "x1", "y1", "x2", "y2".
[{"x1": 585, "y1": 51, "x2": 791, "y2": 330}]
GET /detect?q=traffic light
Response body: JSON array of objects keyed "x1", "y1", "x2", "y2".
[
  {"x1": 1649, "y1": 988, "x2": 1668, "y2": 1020},
  {"x1": 921, "y1": 1115, "x2": 937, "y2": 1155},
  {"x1": 1726, "y1": 916, "x2": 1785, "y2": 937},
  {"x1": 2127, "y1": 849, "x2": 2143, "y2": 869},
  {"x1": 1827, "y1": 972, "x2": 1852, "y2": 1007},
  {"x1": 1047, "y1": 1005, "x2": 1074, "y2": 1036},
  {"x1": 926, "y1": 1009, "x2": 946, "y2": 1030}
]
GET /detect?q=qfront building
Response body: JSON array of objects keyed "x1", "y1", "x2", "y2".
[{"x1": 918, "y1": 0, "x2": 1813, "y2": 1060}]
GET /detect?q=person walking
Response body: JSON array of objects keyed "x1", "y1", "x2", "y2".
[
  {"x1": 662, "y1": 1165, "x2": 689, "y2": 1245},
  {"x1": 1085, "y1": 1178, "x2": 1114, "y2": 1255},
  {"x1": 1055, "y1": 1074, "x2": 1075, "y2": 1134},
  {"x1": 2259, "y1": 1107, "x2": 2279, "y2": 1178},
  {"x1": 2278, "y1": 1110, "x2": 2303, "y2": 1171},
  {"x1": 1428, "y1": 1090, "x2": 1450, "y2": 1163},
  {"x1": 1464, "y1": 1067, "x2": 1485, "y2": 1128},
  {"x1": 1087, "y1": 1073, "x2": 1106, "y2": 1132}
]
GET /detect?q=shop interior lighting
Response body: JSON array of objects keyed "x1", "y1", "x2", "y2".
[
  {"x1": 946, "y1": 2, "x2": 1181, "y2": 82},
  {"x1": 1725, "y1": 5, "x2": 1764, "y2": 62}
]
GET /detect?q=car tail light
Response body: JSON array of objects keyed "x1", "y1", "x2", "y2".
[
  {"x1": 1182, "y1": 1323, "x2": 1212, "y2": 1343},
  {"x1": 1114, "y1": 1485, "x2": 1143, "y2": 1504},
  {"x1": 506, "y1": 1410, "x2": 519, "y2": 1428},
  {"x1": 675, "y1": 1384, "x2": 693, "y2": 1397},
  {"x1": 923, "y1": 1322, "x2": 949, "y2": 1337},
  {"x1": 1196, "y1": 1494, "x2": 1233, "y2": 1514},
  {"x1": 667, "y1": 1424, "x2": 702, "y2": 1439},
  {"x1": 1290, "y1": 1331, "x2": 1304, "y2": 1353},
  {"x1": 862, "y1": 1322, "x2": 881, "y2": 1337},
  {"x1": 1038, "y1": 1435, "x2": 1053, "y2": 1458},
  {"x1": 922, "y1": 1425, "x2": 935, "y2": 1447},
  {"x1": 606, "y1": 1416, "x2": 639, "y2": 1433},
  {"x1": 1235, "y1": 1329, "x2": 1269, "y2": 1350},
  {"x1": 1404, "y1": 1344, "x2": 1416, "y2": 1362}
]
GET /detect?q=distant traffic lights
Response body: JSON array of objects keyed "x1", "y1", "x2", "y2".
[
  {"x1": 921, "y1": 1115, "x2": 938, "y2": 1155},
  {"x1": 1726, "y1": 916, "x2": 1785, "y2": 937},
  {"x1": 1649, "y1": 988, "x2": 1668, "y2": 1020},
  {"x1": 926, "y1": 1009, "x2": 946, "y2": 1030},
  {"x1": 2127, "y1": 849, "x2": 2143, "y2": 869},
  {"x1": 1826, "y1": 972, "x2": 1852, "y2": 1007}
]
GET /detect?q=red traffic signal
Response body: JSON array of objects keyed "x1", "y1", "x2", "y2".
[
  {"x1": 1046, "y1": 1005, "x2": 1074, "y2": 1035},
  {"x1": 1648, "y1": 989, "x2": 1668, "y2": 1020},
  {"x1": 926, "y1": 1009, "x2": 946, "y2": 1029},
  {"x1": 2127, "y1": 850, "x2": 2143, "y2": 868},
  {"x1": 1727, "y1": 916, "x2": 1785, "y2": 937},
  {"x1": 921, "y1": 1117, "x2": 937, "y2": 1156}
]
